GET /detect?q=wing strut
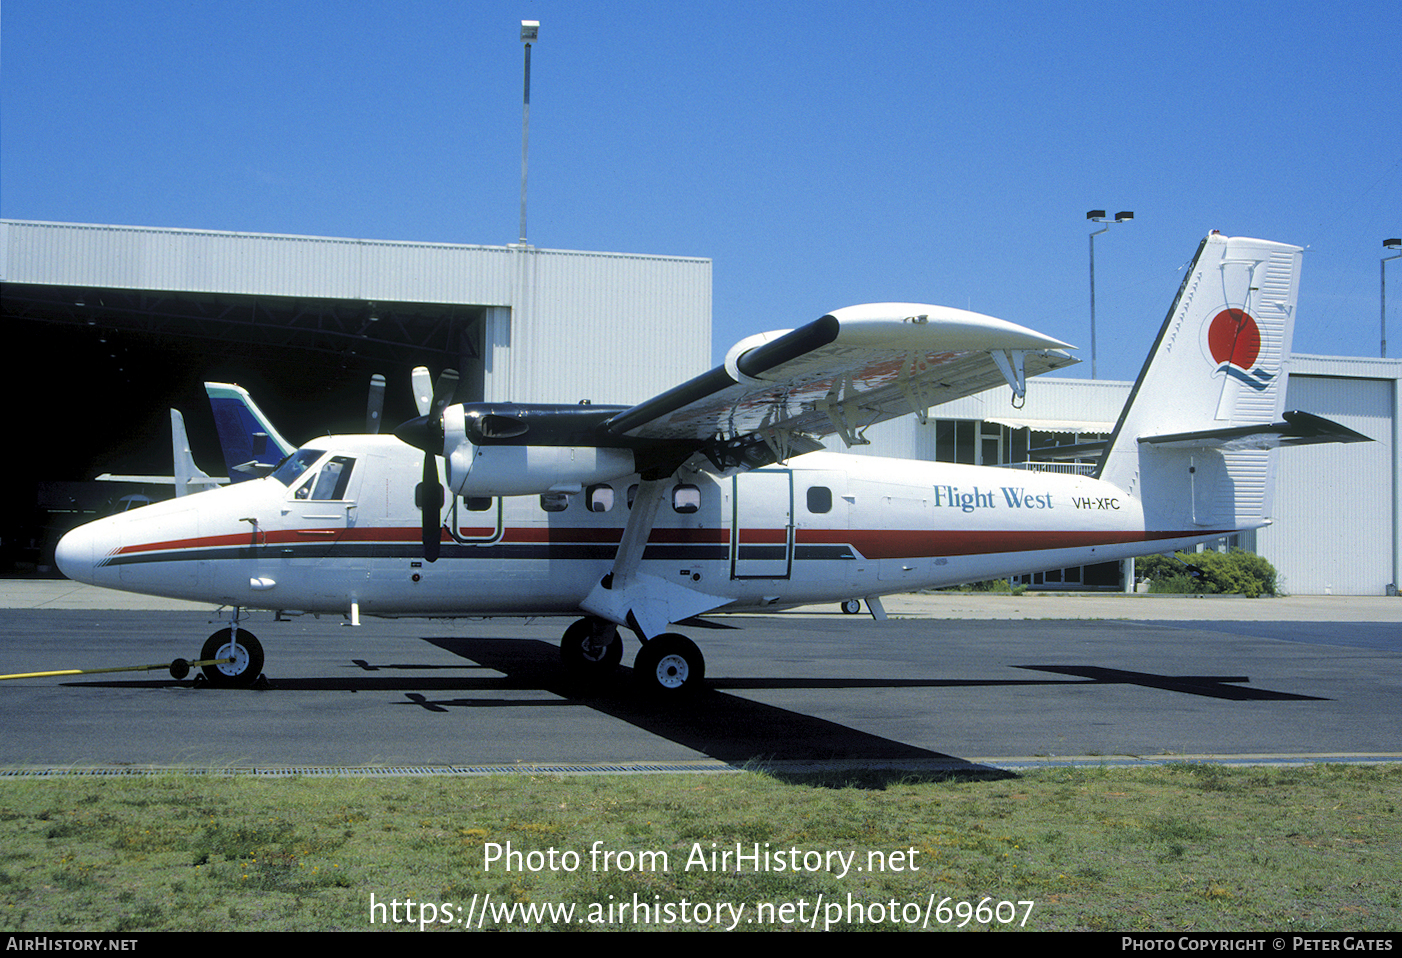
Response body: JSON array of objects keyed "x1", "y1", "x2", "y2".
[
  {"x1": 579, "y1": 476, "x2": 730, "y2": 640},
  {"x1": 990, "y1": 349, "x2": 1029, "y2": 405}
]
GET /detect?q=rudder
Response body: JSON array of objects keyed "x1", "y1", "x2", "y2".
[{"x1": 1096, "y1": 232, "x2": 1303, "y2": 533}]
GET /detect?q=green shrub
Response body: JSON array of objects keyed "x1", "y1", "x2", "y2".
[{"x1": 1139, "y1": 548, "x2": 1278, "y2": 597}]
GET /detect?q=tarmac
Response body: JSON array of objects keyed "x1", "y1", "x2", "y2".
[{"x1": 2, "y1": 579, "x2": 1399, "y2": 773}]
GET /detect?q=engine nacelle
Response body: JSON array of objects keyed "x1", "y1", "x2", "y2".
[
  {"x1": 448, "y1": 443, "x2": 636, "y2": 497},
  {"x1": 442, "y1": 405, "x2": 635, "y2": 497}
]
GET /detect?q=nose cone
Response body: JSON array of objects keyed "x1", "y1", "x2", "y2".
[
  {"x1": 55, "y1": 522, "x2": 98, "y2": 584},
  {"x1": 394, "y1": 413, "x2": 443, "y2": 455}
]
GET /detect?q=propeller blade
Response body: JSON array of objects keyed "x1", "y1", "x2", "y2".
[
  {"x1": 431, "y1": 368, "x2": 460, "y2": 417},
  {"x1": 411, "y1": 366, "x2": 433, "y2": 417},
  {"x1": 420, "y1": 451, "x2": 442, "y2": 563},
  {"x1": 403, "y1": 366, "x2": 458, "y2": 563},
  {"x1": 366, "y1": 374, "x2": 386, "y2": 434}
]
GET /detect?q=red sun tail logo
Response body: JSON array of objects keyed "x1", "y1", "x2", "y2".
[{"x1": 1206, "y1": 308, "x2": 1274, "y2": 390}]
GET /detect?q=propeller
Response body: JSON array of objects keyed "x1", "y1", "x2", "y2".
[
  {"x1": 365, "y1": 373, "x2": 386, "y2": 434},
  {"x1": 395, "y1": 367, "x2": 460, "y2": 562},
  {"x1": 420, "y1": 442, "x2": 443, "y2": 562}
]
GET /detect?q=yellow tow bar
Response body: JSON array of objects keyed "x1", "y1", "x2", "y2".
[{"x1": 0, "y1": 657, "x2": 234, "y2": 682}]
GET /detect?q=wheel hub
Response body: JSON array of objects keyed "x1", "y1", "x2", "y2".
[
  {"x1": 654, "y1": 654, "x2": 689, "y2": 688},
  {"x1": 216, "y1": 642, "x2": 249, "y2": 676}
]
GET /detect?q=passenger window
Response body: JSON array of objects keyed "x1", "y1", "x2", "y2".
[
  {"x1": 672, "y1": 484, "x2": 701, "y2": 514},
  {"x1": 463, "y1": 497, "x2": 494, "y2": 512},
  {"x1": 586, "y1": 484, "x2": 615, "y2": 513},
  {"x1": 627, "y1": 484, "x2": 638, "y2": 509},
  {"x1": 540, "y1": 492, "x2": 569, "y2": 513},
  {"x1": 807, "y1": 486, "x2": 832, "y2": 514}
]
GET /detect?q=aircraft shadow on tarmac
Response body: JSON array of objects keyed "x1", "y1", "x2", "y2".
[
  {"x1": 69, "y1": 634, "x2": 1326, "y2": 781},
  {"x1": 416, "y1": 637, "x2": 977, "y2": 773},
  {"x1": 414, "y1": 636, "x2": 1322, "y2": 768}
]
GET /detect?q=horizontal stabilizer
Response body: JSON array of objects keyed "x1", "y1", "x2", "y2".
[
  {"x1": 1139, "y1": 410, "x2": 1372, "y2": 451},
  {"x1": 1030, "y1": 440, "x2": 1108, "y2": 461},
  {"x1": 229, "y1": 459, "x2": 279, "y2": 478}
]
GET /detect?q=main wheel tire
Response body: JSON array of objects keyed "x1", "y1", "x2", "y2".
[
  {"x1": 633, "y1": 633, "x2": 704, "y2": 698},
  {"x1": 560, "y1": 617, "x2": 623, "y2": 672},
  {"x1": 199, "y1": 629, "x2": 264, "y2": 688},
  {"x1": 841, "y1": 598, "x2": 862, "y2": 615}
]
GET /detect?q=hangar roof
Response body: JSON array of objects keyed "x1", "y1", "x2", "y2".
[{"x1": 1, "y1": 219, "x2": 712, "y2": 406}]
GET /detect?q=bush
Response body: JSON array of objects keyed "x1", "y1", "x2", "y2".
[
  {"x1": 936, "y1": 579, "x2": 1028, "y2": 595},
  {"x1": 1140, "y1": 548, "x2": 1278, "y2": 597}
]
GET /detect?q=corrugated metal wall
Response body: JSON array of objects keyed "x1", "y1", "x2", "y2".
[
  {"x1": 1256, "y1": 360, "x2": 1399, "y2": 595},
  {"x1": 2, "y1": 220, "x2": 711, "y2": 405},
  {"x1": 844, "y1": 358, "x2": 1400, "y2": 595},
  {"x1": 503, "y1": 247, "x2": 712, "y2": 405}
]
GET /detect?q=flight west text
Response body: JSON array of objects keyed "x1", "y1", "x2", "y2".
[{"x1": 931, "y1": 486, "x2": 1056, "y2": 512}]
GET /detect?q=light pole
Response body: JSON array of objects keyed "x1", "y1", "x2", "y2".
[
  {"x1": 1388, "y1": 239, "x2": 1402, "y2": 599},
  {"x1": 1087, "y1": 210, "x2": 1133, "y2": 379},
  {"x1": 1383, "y1": 238, "x2": 1401, "y2": 358},
  {"x1": 519, "y1": 20, "x2": 539, "y2": 246}
]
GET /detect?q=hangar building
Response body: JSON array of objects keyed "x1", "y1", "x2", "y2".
[{"x1": 1, "y1": 219, "x2": 710, "y2": 571}]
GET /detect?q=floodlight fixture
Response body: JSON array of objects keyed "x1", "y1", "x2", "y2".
[
  {"x1": 1086, "y1": 208, "x2": 1134, "y2": 379},
  {"x1": 518, "y1": 21, "x2": 539, "y2": 244},
  {"x1": 1383, "y1": 238, "x2": 1402, "y2": 358}
]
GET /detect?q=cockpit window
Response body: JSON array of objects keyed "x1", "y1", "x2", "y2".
[
  {"x1": 271, "y1": 449, "x2": 326, "y2": 486},
  {"x1": 305, "y1": 456, "x2": 355, "y2": 500}
]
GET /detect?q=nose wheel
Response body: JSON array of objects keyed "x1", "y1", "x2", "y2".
[
  {"x1": 199, "y1": 628, "x2": 264, "y2": 688},
  {"x1": 633, "y1": 633, "x2": 705, "y2": 698}
]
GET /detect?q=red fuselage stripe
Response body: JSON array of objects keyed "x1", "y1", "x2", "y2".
[{"x1": 113, "y1": 525, "x2": 1221, "y2": 560}]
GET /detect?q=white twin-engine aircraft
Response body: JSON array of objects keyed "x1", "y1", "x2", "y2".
[{"x1": 56, "y1": 233, "x2": 1367, "y2": 697}]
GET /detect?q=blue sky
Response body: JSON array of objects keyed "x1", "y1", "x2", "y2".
[{"x1": 4, "y1": 1, "x2": 1399, "y2": 382}]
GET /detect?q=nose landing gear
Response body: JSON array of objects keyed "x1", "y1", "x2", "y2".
[{"x1": 199, "y1": 627, "x2": 264, "y2": 688}]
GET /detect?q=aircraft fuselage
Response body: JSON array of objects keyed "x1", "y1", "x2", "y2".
[{"x1": 56, "y1": 436, "x2": 1221, "y2": 618}]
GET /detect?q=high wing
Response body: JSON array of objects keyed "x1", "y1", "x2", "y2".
[
  {"x1": 393, "y1": 301, "x2": 1077, "y2": 607},
  {"x1": 601, "y1": 303, "x2": 1075, "y2": 467}
]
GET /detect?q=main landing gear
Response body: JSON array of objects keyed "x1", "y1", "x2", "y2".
[
  {"x1": 633, "y1": 633, "x2": 705, "y2": 698},
  {"x1": 559, "y1": 617, "x2": 705, "y2": 699},
  {"x1": 560, "y1": 617, "x2": 623, "y2": 671}
]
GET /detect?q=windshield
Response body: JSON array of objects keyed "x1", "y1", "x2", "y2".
[{"x1": 270, "y1": 448, "x2": 325, "y2": 486}]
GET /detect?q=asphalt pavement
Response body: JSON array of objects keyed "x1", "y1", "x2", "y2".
[{"x1": 1, "y1": 582, "x2": 1398, "y2": 774}]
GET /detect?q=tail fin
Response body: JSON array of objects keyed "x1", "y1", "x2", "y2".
[
  {"x1": 205, "y1": 382, "x2": 296, "y2": 481},
  {"x1": 171, "y1": 409, "x2": 222, "y2": 497},
  {"x1": 1097, "y1": 232, "x2": 1303, "y2": 532}
]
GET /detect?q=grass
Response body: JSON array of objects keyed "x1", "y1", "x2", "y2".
[{"x1": 0, "y1": 763, "x2": 1398, "y2": 932}]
